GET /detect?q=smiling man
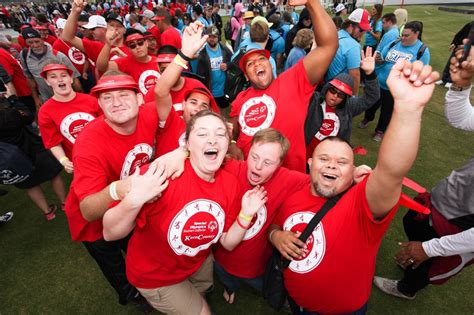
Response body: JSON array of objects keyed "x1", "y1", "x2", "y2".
[{"x1": 229, "y1": 0, "x2": 338, "y2": 173}]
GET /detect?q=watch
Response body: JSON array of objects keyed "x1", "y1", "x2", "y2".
[{"x1": 450, "y1": 84, "x2": 471, "y2": 91}]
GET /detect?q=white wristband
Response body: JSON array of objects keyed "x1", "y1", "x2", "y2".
[{"x1": 109, "y1": 181, "x2": 120, "y2": 201}]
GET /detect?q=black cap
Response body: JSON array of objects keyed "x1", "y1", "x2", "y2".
[
  {"x1": 22, "y1": 27, "x2": 41, "y2": 39},
  {"x1": 106, "y1": 13, "x2": 124, "y2": 26}
]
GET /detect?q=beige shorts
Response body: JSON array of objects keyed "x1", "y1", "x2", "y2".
[{"x1": 138, "y1": 254, "x2": 214, "y2": 315}]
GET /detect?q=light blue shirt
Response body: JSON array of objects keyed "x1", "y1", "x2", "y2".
[
  {"x1": 376, "y1": 39, "x2": 430, "y2": 90},
  {"x1": 291, "y1": 11, "x2": 299, "y2": 24},
  {"x1": 326, "y1": 29, "x2": 361, "y2": 81},
  {"x1": 206, "y1": 45, "x2": 226, "y2": 97},
  {"x1": 365, "y1": 19, "x2": 382, "y2": 47},
  {"x1": 285, "y1": 46, "x2": 306, "y2": 71},
  {"x1": 269, "y1": 29, "x2": 285, "y2": 61}
]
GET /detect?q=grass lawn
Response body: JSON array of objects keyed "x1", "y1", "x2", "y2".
[{"x1": 1, "y1": 5, "x2": 473, "y2": 314}]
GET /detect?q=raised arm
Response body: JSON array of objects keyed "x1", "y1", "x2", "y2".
[
  {"x1": 366, "y1": 60, "x2": 439, "y2": 219},
  {"x1": 155, "y1": 21, "x2": 207, "y2": 121},
  {"x1": 62, "y1": 0, "x2": 86, "y2": 52},
  {"x1": 302, "y1": 0, "x2": 338, "y2": 85},
  {"x1": 96, "y1": 29, "x2": 121, "y2": 73}
]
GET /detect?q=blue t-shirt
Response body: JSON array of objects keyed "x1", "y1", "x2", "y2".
[
  {"x1": 376, "y1": 26, "x2": 400, "y2": 53},
  {"x1": 285, "y1": 46, "x2": 306, "y2": 71},
  {"x1": 291, "y1": 11, "x2": 299, "y2": 24},
  {"x1": 269, "y1": 29, "x2": 285, "y2": 60},
  {"x1": 376, "y1": 39, "x2": 430, "y2": 90},
  {"x1": 326, "y1": 29, "x2": 361, "y2": 81},
  {"x1": 206, "y1": 45, "x2": 226, "y2": 97},
  {"x1": 177, "y1": 19, "x2": 185, "y2": 31},
  {"x1": 365, "y1": 19, "x2": 382, "y2": 47},
  {"x1": 197, "y1": 16, "x2": 210, "y2": 28},
  {"x1": 281, "y1": 23, "x2": 291, "y2": 41}
]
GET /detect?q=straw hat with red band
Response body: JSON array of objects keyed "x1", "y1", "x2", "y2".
[
  {"x1": 156, "y1": 53, "x2": 176, "y2": 63},
  {"x1": 90, "y1": 75, "x2": 139, "y2": 97},
  {"x1": 125, "y1": 33, "x2": 145, "y2": 44},
  {"x1": 328, "y1": 78, "x2": 353, "y2": 96},
  {"x1": 184, "y1": 87, "x2": 219, "y2": 113},
  {"x1": 40, "y1": 64, "x2": 73, "y2": 79},
  {"x1": 238, "y1": 45, "x2": 271, "y2": 74}
]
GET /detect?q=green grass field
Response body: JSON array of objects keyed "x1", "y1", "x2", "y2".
[{"x1": 1, "y1": 5, "x2": 473, "y2": 314}]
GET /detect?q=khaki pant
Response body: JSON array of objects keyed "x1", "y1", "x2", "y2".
[{"x1": 138, "y1": 255, "x2": 214, "y2": 315}]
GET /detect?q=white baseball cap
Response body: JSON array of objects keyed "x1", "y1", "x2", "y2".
[
  {"x1": 82, "y1": 15, "x2": 107, "y2": 29},
  {"x1": 335, "y1": 3, "x2": 346, "y2": 13},
  {"x1": 141, "y1": 9, "x2": 155, "y2": 19},
  {"x1": 55, "y1": 18, "x2": 67, "y2": 30}
]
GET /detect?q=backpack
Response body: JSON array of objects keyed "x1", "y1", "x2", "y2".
[
  {"x1": 388, "y1": 38, "x2": 427, "y2": 60},
  {"x1": 224, "y1": 16, "x2": 236, "y2": 41},
  {"x1": 224, "y1": 47, "x2": 249, "y2": 103},
  {"x1": 0, "y1": 141, "x2": 34, "y2": 185}
]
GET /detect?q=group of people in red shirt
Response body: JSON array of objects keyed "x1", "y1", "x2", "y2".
[{"x1": 0, "y1": 0, "x2": 443, "y2": 314}]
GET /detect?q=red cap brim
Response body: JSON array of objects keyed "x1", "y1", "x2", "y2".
[
  {"x1": 239, "y1": 49, "x2": 271, "y2": 74},
  {"x1": 184, "y1": 88, "x2": 218, "y2": 113},
  {"x1": 329, "y1": 79, "x2": 353, "y2": 96}
]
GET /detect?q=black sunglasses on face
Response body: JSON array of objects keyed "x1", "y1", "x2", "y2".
[
  {"x1": 127, "y1": 39, "x2": 145, "y2": 49},
  {"x1": 328, "y1": 86, "x2": 346, "y2": 99}
]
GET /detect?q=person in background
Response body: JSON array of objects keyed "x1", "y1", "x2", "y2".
[
  {"x1": 212, "y1": 4, "x2": 223, "y2": 35},
  {"x1": 234, "y1": 11, "x2": 254, "y2": 52},
  {"x1": 285, "y1": 8, "x2": 312, "y2": 57},
  {"x1": 334, "y1": 3, "x2": 347, "y2": 18},
  {"x1": 364, "y1": 4, "x2": 383, "y2": 57},
  {"x1": 394, "y1": 8, "x2": 408, "y2": 35},
  {"x1": 285, "y1": 28, "x2": 313, "y2": 71},
  {"x1": 153, "y1": 8, "x2": 182, "y2": 50},
  {"x1": 230, "y1": 2, "x2": 244, "y2": 49}
]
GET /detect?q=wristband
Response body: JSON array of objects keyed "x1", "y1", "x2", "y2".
[
  {"x1": 109, "y1": 181, "x2": 120, "y2": 201},
  {"x1": 231, "y1": 140, "x2": 237, "y2": 144},
  {"x1": 59, "y1": 156, "x2": 69, "y2": 165},
  {"x1": 268, "y1": 229, "x2": 277, "y2": 243},
  {"x1": 236, "y1": 217, "x2": 250, "y2": 229},
  {"x1": 178, "y1": 50, "x2": 193, "y2": 62},
  {"x1": 173, "y1": 55, "x2": 189, "y2": 70},
  {"x1": 239, "y1": 211, "x2": 253, "y2": 221}
]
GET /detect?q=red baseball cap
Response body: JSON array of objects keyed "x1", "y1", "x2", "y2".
[
  {"x1": 91, "y1": 75, "x2": 139, "y2": 97},
  {"x1": 151, "y1": 15, "x2": 166, "y2": 22},
  {"x1": 34, "y1": 25, "x2": 48, "y2": 30},
  {"x1": 40, "y1": 64, "x2": 73, "y2": 79},
  {"x1": 125, "y1": 33, "x2": 145, "y2": 43},
  {"x1": 184, "y1": 87, "x2": 218, "y2": 113},
  {"x1": 156, "y1": 53, "x2": 176, "y2": 63},
  {"x1": 348, "y1": 9, "x2": 371, "y2": 31},
  {"x1": 329, "y1": 78, "x2": 353, "y2": 96},
  {"x1": 239, "y1": 45, "x2": 271, "y2": 74}
]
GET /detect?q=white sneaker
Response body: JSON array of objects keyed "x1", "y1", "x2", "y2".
[
  {"x1": 435, "y1": 80, "x2": 444, "y2": 85},
  {"x1": 0, "y1": 211, "x2": 13, "y2": 225},
  {"x1": 373, "y1": 276, "x2": 416, "y2": 300},
  {"x1": 444, "y1": 82, "x2": 452, "y2": 88}
]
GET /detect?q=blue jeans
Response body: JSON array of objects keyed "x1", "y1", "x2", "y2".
[
  {"x1": 288, "y1": 296, "x2": 368, "y2": 315},
  {"x1": 213, "y1": 261, "x2": 263, "y2": 293}
]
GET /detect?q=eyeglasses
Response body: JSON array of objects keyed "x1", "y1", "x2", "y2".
[
  {"x1": 127, "y1": 39, "x2": 145, "y2": 49},
  {"x1": 328, "y1": 86, "x2": 346, "y2": 99},
  {"x1": 401, "y1": 33, "x2": 413, "y2": 38}
]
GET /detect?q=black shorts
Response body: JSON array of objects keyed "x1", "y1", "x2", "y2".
[{"x1": 15, "y1": 150, "x2": 62, "y2": 189}]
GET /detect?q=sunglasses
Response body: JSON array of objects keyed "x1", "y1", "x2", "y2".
[
  {"x1": 127, "y1": 39, "x2": 145, "y2": 49},
  {"x1": 328, "y1": 86, "x2": 346, "y2": 99}
]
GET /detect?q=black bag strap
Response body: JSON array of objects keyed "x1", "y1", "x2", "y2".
[{"x1": 282, "y1": 191, "x2": 346, "y2": 268}]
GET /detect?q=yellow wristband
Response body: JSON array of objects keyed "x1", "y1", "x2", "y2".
[
  {"x1": 173, "y1": 55, "x2": 188, "y2": 70},
  {"x1": 59, "y1": 156, "x2": 69, "y2": 164},
  {"x1": 239, "y1": 212, "x2": 253, "y2": 221},
  {"x1": 231, "y1": 140, "x2": 237, "y2": 144}
]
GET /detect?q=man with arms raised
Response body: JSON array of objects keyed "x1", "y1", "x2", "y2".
[
  {"x1": 268, "y1": 60, "x2": 439, "y2": 313},
  {"x1": 229, "y1": 0, "x2": 338, "y2": 172}
]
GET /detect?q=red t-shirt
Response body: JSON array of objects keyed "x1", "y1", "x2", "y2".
[
  {"x1": 82, "y1": 38, "x2": 129, "y2": 63},
  {"x1": 38, "y1": 93, "x2": 102, "y2": 159},
  {"x1": 17, "y1": 35, "x2": 26, "y2": 48},
  {"x1": 230, "y1": 60, "x2": 315, "y2": 173},
  {"x1": 0, "y1": 48, "x2": 31, "y2": 97},
  {"x1": 44, "y1": 35, "x2": 57, "y2": 46},
  {"x1": 126, "y1": 160, "x2": 241, "y2": 288},
  {"x1": 53, "y1": 38, "x2": 88, "y2": 74},
  {"x1": 306, "y1": 103, "x2": 340, "y2": 159},
  {"x1": 65, "y1": 102, "x2": 158, "y2": 242},
  {"x1": 213, "y1": 160, "x2": 309, "y2": 278},
  {"x1": 114, "y1": 55, "x2": 160, "y2": 95},
  {"x1": 155, "y1": 107, "x2": 186, "y2": 157},
  {"x1": 147, "y1": 25, "x2": 161, "y2": 48},
  {"x1": 160, "y1": 27, "x2": 182, "y2": 50},
  {"x1": 144, "y1": 77, "x2": 207, "y2": 117},
  {"x1": 274, "y1": 177, "x2": 398, "y2": 313}
]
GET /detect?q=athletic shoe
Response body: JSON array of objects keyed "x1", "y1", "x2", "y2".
[
  {"x1": 373, "y1": 276, "x2": 416, "y2": 300},
  {"x1": 44, "y1": 204, "x2": 57, "y2": 221},
  {"x1": 444, "y1": 82, "x2": 452, "y2": 88},
  {"x1": 129, "y1": 293, "x2": 154, "y2": 313},
  {"x1": 435, "y1": 80, "x2": 445, "y2": 85},
  {"x1": 0, "y1": 212, "x2": 13, "y2": 226},
  {"x1": 358, "y1": 119, "x2": 370, "y2": 129},
  {"x1": 373, "y1": 131, "x2": 384, "y2": 142}
]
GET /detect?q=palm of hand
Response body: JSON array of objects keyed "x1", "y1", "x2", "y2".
[{"x1": 361, "y1": 56, "x2": 375, "y2": 72}]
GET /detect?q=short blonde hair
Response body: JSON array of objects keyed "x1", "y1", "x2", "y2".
[
  {"x1": 251, "y1": 128, "x2": 290, "y2": 161},
  {"x1": 394, "y1": 8, "x2": 408, "y2": 27},
  {"x1": 292, "y1": 28, "x2": 313, "y2": 49}
]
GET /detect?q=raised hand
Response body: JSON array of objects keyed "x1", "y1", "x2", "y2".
[
  {"x1": 72, "y1": 0, "x2": 86, "y2": 13},
  {"x1": 449, "y1": 39, "x2": 473, "y2": 87},
  {"x1": 181, "y1": 21, "x2": 208, "y2": 59},
  {"x1": 241, "y1": 186, "x2": 268, "y2": 217},
  {"x1": 360, "y1": 46, "x2": 376, "y2": 75},
  {"x1": 353, "y1": 164, "x2": 372, "y2": 184},
  {"x1": 387, "y1": 59, "x2": 439, "y2": 111},
  {"x1": 126, "y1": 164, "x2": 169, "y2": 207},
  {"x1": 106, "y1": 28, "x2": 121, "y2": 46}
]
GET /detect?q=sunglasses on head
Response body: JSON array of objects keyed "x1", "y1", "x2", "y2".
[
  {"x1": 127, "y1": 39, "x2": 145, "y2": 49},
  {"x1": 328, "y1": 86, "x2": 346, "y2": 99}
]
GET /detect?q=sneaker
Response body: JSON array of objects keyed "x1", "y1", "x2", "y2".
[
  {"x1": 0, "y1": 212, "x2": 13, "y2": 225},
  {"x1": 373, "y1": 276, "x2": 416, "y2": 300},
  {"x1": 373, "y1": 131, "x2": 384, "y2": 142},
  {"x1": 129, "y1": 293, "x2": 154, "y2": 313},
  {"x1": 435, "y1": 80, "x2": 445, "y2": 85},
  {"x1": 44, "y1": 204, "x2": 57, "y2": 221},
  {"x1": 358, "y1": 119, "x2": 370, "y2": 129},
  {"x1": 444, "y1": 82, "x2": 452, "y2": 88}
]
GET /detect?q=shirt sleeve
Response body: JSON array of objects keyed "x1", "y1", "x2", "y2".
[
  {"x1": 37, "y1": 108, "x2": 63, "y2": 149},
  {"x1": 422, "y1": 228, "x2": 474, "y2": 257},
  {"x1": 346, "y1": 45, "x2": 361, "y2": 70},
  {"x1": 444, "y1": 86, "x2": 474, "y2": 132}
]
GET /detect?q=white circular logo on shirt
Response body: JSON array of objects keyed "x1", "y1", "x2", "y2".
[
  {"x1": 283, "y1": 211, "x2": 326, "y2": 274},
  {"x1": 315, "y1": 111, "x2": 340, "y2": 141},
  {"x1": 168, "y1": 199, "x2": 225, "y2": 257},
  {"x1": 120, "y1": 143, "x2": 154, "y2": 179},
  {"x1": 243, "y1": 205, "x2": 267, "y2": 241},
  {"x1": 68, "y1": 46, "x2": 86, "y2": 65},
  {"x1": 60, "y1": 112, "x2": 95, "y2": 144},
  {"x1": 178, "y1": 132, "x2": 186, "y2": 147},
  {"x1": 138, "y1": 70, "x2": 161, "y2": 95},
  {"x1": 239, "y1": 94, "x2": 276, "y2": 136}
]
